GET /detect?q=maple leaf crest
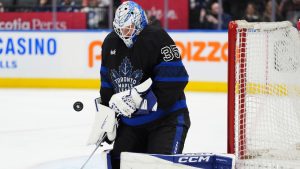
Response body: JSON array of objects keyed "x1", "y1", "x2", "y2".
[{"x1": 110, "y1": 57, "x2": 143, "y2": 92}]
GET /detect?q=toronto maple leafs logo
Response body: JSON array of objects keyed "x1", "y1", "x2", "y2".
[{"x1": 110, "y1": 57, "x2": 143, "y2": 93}]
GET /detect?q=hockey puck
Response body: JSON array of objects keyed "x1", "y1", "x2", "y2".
[{"x1": 73, "y1": 101, "x2": 83, "y2": 112}]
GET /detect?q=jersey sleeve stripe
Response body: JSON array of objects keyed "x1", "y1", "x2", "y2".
[
  {"x1": 101, "y1": 81, "x2": 113, "y2": 88},
  {"x1": 120, "y1": 100, "x2": 187, "y2": 126},
  {"x1": 154, "y1": 77, "x2": 189, "y2": 82},
  {"x1": 154, "y1": 61, "x2": 184, "y2": 70},
  {"x1": 154, "y1": 66, "x2": 188, "y2": 77},
  {"x1": 100, "y1": 66, "x2": 108, "y2": 74},
  {"x1": 100, "y1": 66, "x2": 113, "y2": 88}
]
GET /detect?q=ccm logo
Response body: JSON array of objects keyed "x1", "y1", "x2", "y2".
[
  {"x1": 175, "y1": 41, "x2": 228, "y2": 62},
  {"x1": 178, "y1": 156, "x2": 210, "y2": 163}
]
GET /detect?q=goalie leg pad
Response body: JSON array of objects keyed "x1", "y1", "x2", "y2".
[
  {"x1": 121, "y1": 152, "x2": 235, "y2": 169},
  {"x1": 87, "y1": 104, "x2": 117, "y2": 145},
  {"x1": 107, "y1": 122, "x2": 117, "y2": 141}
]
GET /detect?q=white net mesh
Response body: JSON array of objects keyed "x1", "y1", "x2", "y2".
[{"x1": 233, "y1": 21, "x2": 300, "y2": 168}]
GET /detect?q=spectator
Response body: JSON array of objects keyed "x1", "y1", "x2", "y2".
[
  {"x1": 81, "y1": 0, "x2": 109, "y2": 29},
  {"x1": 148, "y1": 14, "x2": 161, "y2": 27},
  {"x1": 59, "y1": 0, "x2": 79, "y2": 12},
  {"x1": 243, "y1": 2, "x2": 261, "y2": 22},
  {"x1": 35, "y1": 0, "x2": 52, "y2": 12},
  {"x1": 113, "y1": 0, "x2": 121, "y2": 8},
  {"x1": 98, "y1": 0, "x2": 110, "y2": 7},
  {"x1": 189, "y1": 0, "x2": 210, "y2": 29},
  {"x1": 262, "y1": 0, "x2": 283, "y2": 22},
  {"x1": 279, "y1": 0, "x2": 300, "y2": 26},
  {"x1": 205, "y1": 2, "x2": 232, "y2": 29},
  {"x1": 82, "y1": 0, "x2": 110, "y2": 7},
  {"x1": 0, "y1": 2, "x2": 4, "y2": 12},
  {"x1": 82, "y1": 0, "x2": 89, "y2": 7}
]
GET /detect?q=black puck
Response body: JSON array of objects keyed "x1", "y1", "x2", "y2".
[{"x1": 73, "y1": 101, "x2": 83, "y2": 112}]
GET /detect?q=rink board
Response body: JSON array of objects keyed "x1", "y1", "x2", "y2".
[{"x1": 0, "y1": 30, "x2": 228, "y2": 92}]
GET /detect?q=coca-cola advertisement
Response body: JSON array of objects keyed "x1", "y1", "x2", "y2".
[
  {"x1": 0, "y1": 12, "x2": 87, "y2": 30},
  {"x1": 121, "y1": 0, "x2": 188, "y2": 29}
]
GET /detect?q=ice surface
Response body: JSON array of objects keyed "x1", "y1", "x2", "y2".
[{"x1": 0, "y1": 89, "x2": 227, "y2": 169}]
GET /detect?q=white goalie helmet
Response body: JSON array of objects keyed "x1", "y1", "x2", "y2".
[{"x1": 113, "y1": 1, "x2": 148, "y2": 48}]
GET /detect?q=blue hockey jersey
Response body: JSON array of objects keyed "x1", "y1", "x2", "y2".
[{"x1": 100, "y1": 25, "x2": 189, "y2": 126}]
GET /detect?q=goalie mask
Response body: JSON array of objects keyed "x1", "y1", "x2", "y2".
[{"x1": 113, "y1": 1, "x2": 148, "y2": 48}]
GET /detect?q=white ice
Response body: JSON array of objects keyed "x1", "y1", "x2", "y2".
[{"x1": 0, "y1": 89, "x2": 227, "y2": 169}]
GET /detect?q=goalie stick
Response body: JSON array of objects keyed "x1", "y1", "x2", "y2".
[
  {"x1": 80, "y1": 117, "x2": 122, "y2": 169},
  {"x1": 79, "y1": 133, "x2": 107, "y2": 169}
]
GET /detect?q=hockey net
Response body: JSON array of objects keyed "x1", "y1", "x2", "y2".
[{"x1": 228, "y1": 20, "x2": 300, "y2": 168}]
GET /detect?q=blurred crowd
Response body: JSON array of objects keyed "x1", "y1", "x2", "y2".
[
  {"x1": 0, "y1": 0, "x2": 120, "y2": 29},
  {"x1": 0, "y1": 0, "x2": 300, "y2": 29},
  {"x1": 190, "y1": 0, "x2": 300, "y2": 29}
]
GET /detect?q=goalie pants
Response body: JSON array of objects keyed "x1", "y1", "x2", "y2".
[{"x1": 110, "y1": 111, "x2": 190, "y2": 169}]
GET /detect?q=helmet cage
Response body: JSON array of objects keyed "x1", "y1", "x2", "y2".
[
  {"x1": 113, "y1": 21, "x2": 139, "y2": 48},
  {"x1": 113, "y1": 1, "x2": 148, "y2": 48}
]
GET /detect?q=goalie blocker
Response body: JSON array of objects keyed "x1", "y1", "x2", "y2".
[{"x1": 103, "y1": 151, "x2": 235, "y2": 169}]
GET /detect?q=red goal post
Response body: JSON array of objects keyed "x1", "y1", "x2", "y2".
[{"x1": 227, "y1": 20, "x2": 300, "y2": 168}]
